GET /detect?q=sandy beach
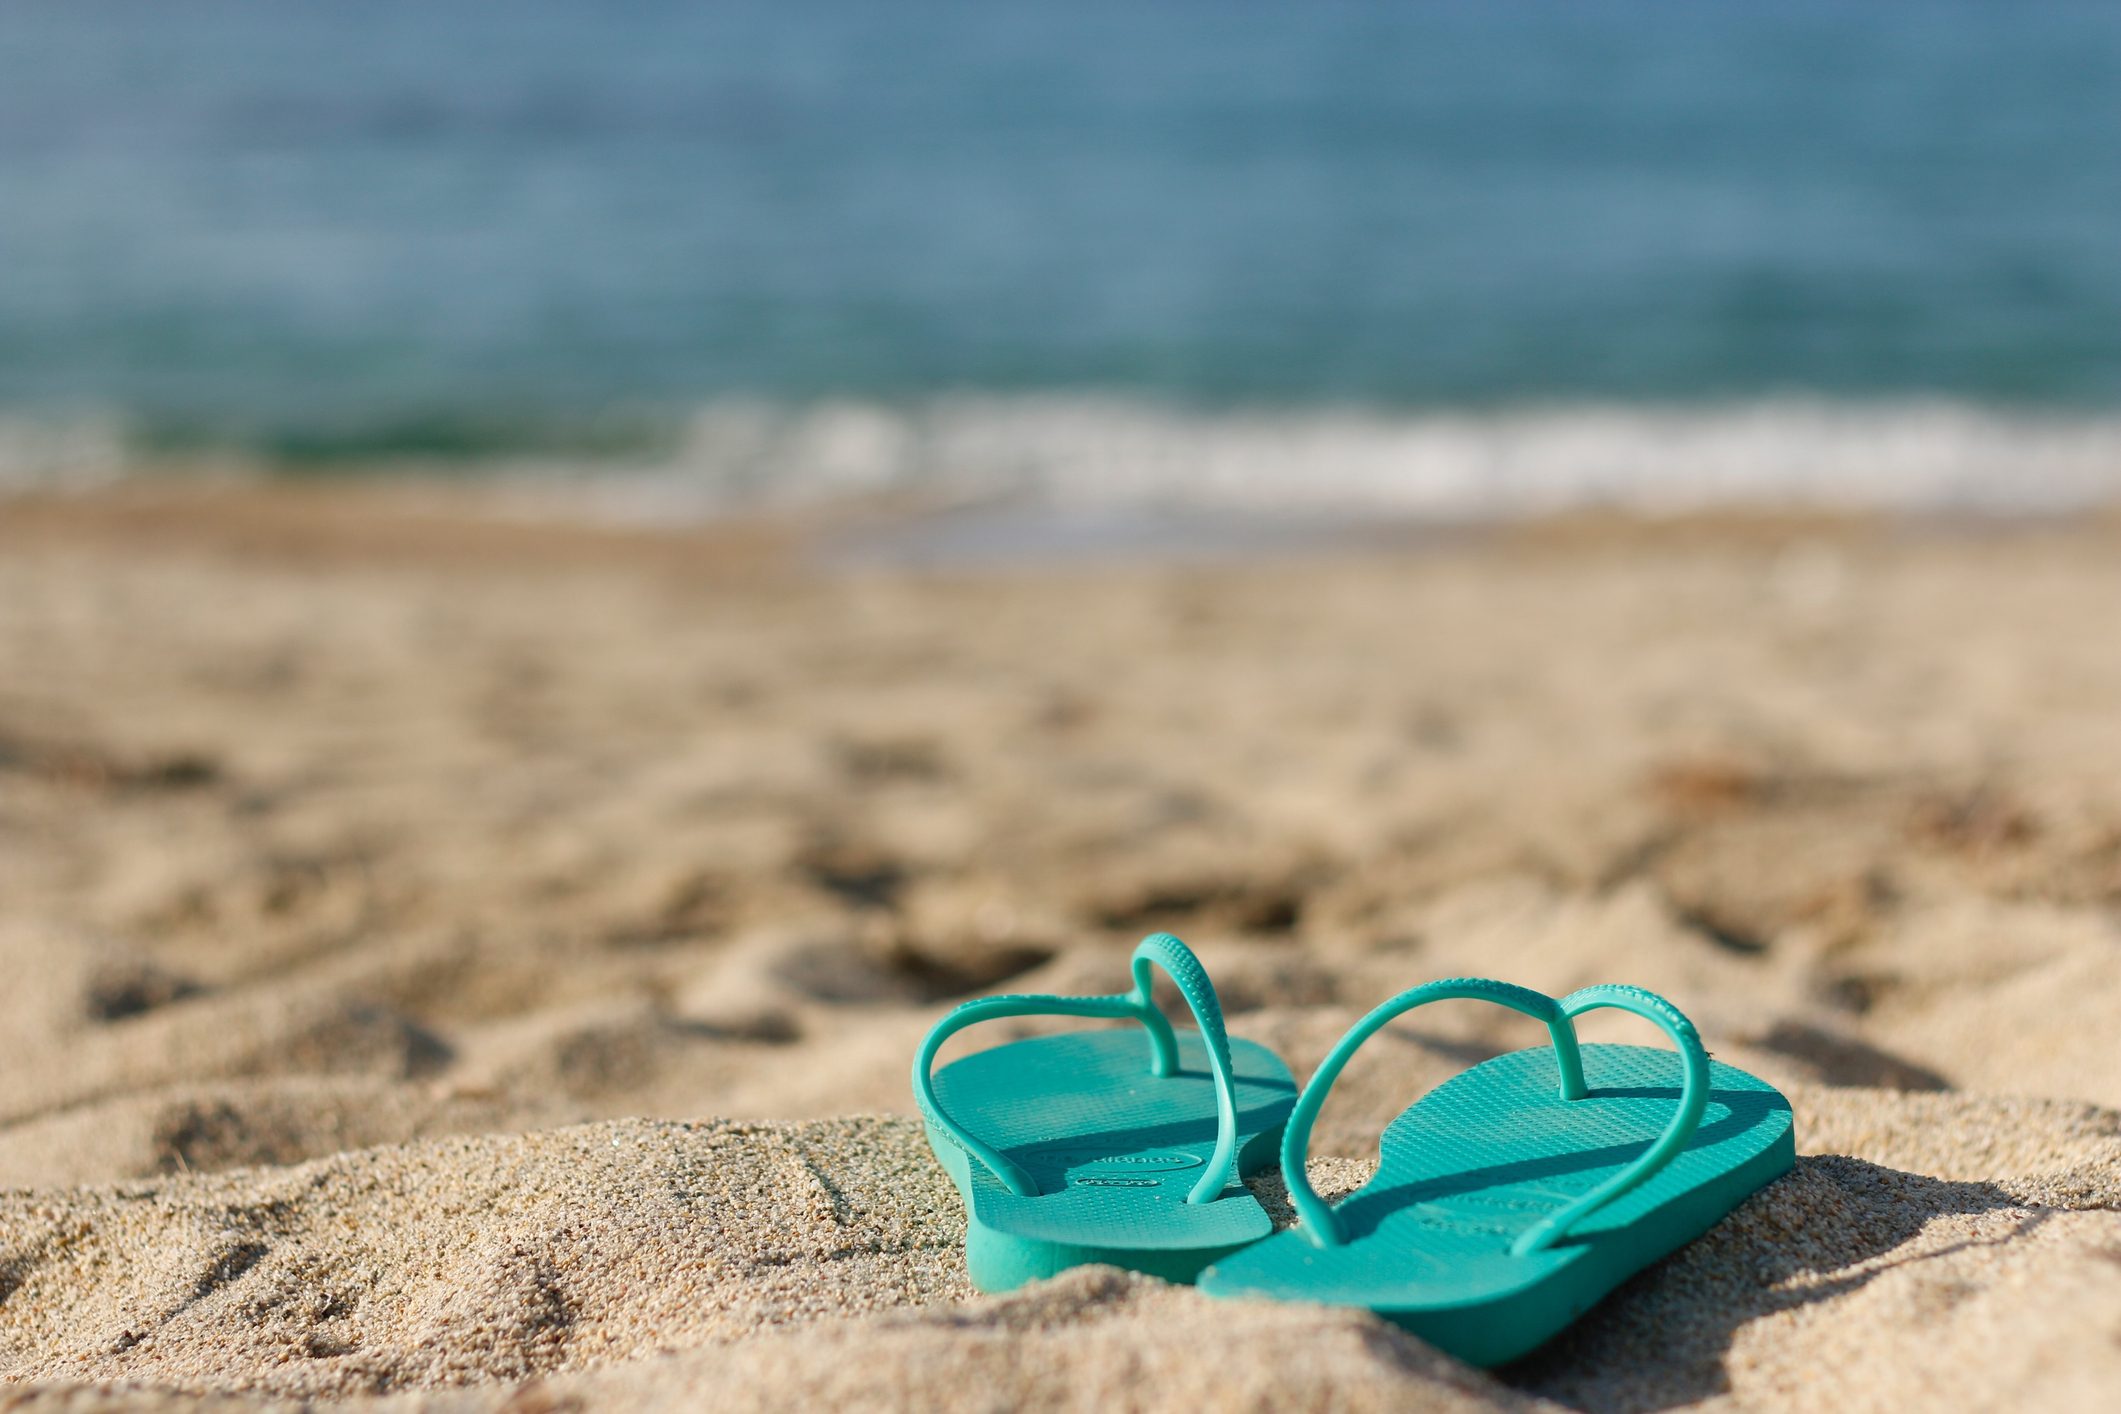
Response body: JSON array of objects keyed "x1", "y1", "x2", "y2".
[{"x1": 3, "y1": 484, "x2": 2121, "y2": 1411}]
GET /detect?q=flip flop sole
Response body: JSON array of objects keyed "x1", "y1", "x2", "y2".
[
  {"x1": 1200, "y1": 1041, "x2": 1793, "y2": 1366},
  {"x1": 927, "y1": 1028, "x2": 1297, "y2": 1291}
]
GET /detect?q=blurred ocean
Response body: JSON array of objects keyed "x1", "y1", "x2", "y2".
[{"x1": 3, "y1": 0, "x2": 2120, "y2": 514}]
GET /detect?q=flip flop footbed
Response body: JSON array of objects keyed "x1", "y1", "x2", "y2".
[
  {"x1": 927, "y1": 1029, "x2": 1296, "y2": 1290},
  {"x1": 1200, "y1": 1042, "x2": 1793, "y2": 1366}
]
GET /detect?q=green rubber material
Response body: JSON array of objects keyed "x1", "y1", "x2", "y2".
[
  {"x1": 913, "y1": 933, "x2": 1298, "y2": 1292},
  {"x1": 1198, "y1": 979, "x2": 1794, "y2": 1367}
]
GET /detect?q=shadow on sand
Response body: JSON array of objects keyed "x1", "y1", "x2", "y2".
[{"x1": 1504, "y1": 1154, "x2": 2049, "y2": 1411}]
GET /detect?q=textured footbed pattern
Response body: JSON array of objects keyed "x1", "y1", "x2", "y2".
[
  {"x1": 926, "y1": 1028, "x2": 1297, "y2": 1290},
  {"x1": 1198, "y1": 1041, "x2": 1794, "y2": 1366}
]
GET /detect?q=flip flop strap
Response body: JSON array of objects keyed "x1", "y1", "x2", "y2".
[
  {"x1": 1510, "y1": 984, "x2": 1711, "y2": 1255},
  {"x1": 1282, "y1": 979, "x2": 1712, "y2": 1253},
  {"x1": 1280, "y1": 978, "x2": 1583, "y2": 1248},
  {"x1": 910, "y1": 932, "x2": 1244, "y2": 1206}
]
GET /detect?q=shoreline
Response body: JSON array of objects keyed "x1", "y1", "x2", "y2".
[
  {"x1": 13, "y1": 396, "x2": 2121, "y2": 534},
  {"x1": 7, "y1": 474, "x2": 2118, "y2": 574}
]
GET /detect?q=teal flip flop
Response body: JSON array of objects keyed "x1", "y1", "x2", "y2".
[
  {"x1": 1198, "y1": 979, "x2": 1793, "y2": 1367},
  {"x1": 912, "y1": 932, "x2": 1298, "y2": 1292}
]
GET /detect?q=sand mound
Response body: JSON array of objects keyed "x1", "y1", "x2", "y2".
[{"x1": 0, "y1": 1117, "x2": 967, "y2": 1398}]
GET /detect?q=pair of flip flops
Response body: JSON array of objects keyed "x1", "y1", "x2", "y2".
[{"x1": 912, "y1": 933, "x2": 1794, "y2": 1367}]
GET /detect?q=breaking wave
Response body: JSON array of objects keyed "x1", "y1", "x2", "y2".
[{"x1": 6, "y1": 398, "x2": 2121, "y2": 522}]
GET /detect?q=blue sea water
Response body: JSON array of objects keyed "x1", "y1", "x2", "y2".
[{"x1": 2, "y1": 0, "x2": 2119, "y2": 509}]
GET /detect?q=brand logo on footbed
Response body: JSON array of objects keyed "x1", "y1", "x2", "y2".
[{"x1": 1034, "y1": 1147, "x2": 1206, "y2": 1185}]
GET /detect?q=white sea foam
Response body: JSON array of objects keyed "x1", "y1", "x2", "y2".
[
  {"x1": 587, "y1": 398, "x2": 2121, "y2": 522},
  {"x1": 8, "y1": 399, "x2": 2121, "y2": 521},
  {"x1": 0, "y1": 416, "x2": 133, "y2": 490}
]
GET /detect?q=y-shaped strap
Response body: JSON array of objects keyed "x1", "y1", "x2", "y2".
[
  {"x1": 1280, "y1": 978, "x2": 1708, "y2": 1255},
  {"x1": 1280, "y1": 979, "x2": 1581, "y2": 1247},
  {"x1": 1512, "y1": 985, "x2": 1710, "y2": 1254},
  {"x1": 910, "y1": 932, "x2": 1243, "y2": 1206}
]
